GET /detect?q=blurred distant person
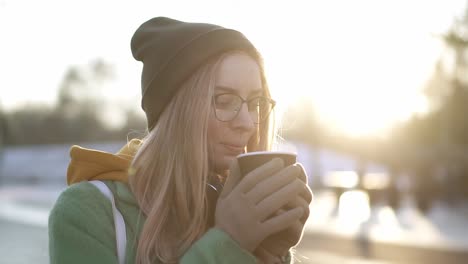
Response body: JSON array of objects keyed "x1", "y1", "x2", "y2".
[
  {"x1": 0, "y1": 106, "x2": 5, "y2": 144},
  {"x1": 49, "y1": 17, "x2": 312, "y2": 264},
  {"x1": 413, "y1": 162, "x2": 436, "y2": 214},
  {"x1": 386, "y1": 179, "x2": 400, "y2": 212},
  {"x1": 0, "y1": 108, "x2": 5, "y2": 182}
]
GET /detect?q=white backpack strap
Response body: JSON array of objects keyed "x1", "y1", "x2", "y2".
[{"x1": 89, "y1": 180, "x2": 127, "y2": 264}]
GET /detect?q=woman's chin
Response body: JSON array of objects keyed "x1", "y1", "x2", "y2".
[{"x1": 214, "y1": 156, "x2": 236, "y2": 172}]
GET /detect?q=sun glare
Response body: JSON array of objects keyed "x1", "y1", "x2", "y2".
[
  {"x1": 255, "y1": 1, "x2": 452, "y2": 138},
  {"x1": 323, "y1": 171, "x2": 359, "y2": 189},
  {"x1": 1, "y1": 0, "x2": 465, "y2": 133},
  {"x1": 264, "y1": 32, "x2": 439, "y2": 138},
  {"x1": 338, "y1": 190, "x2": 371, "y2": 226}
]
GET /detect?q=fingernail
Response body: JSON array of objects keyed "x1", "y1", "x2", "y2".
[{"x1": 294, "y1": 163, "x2": 305, "y2": 172}]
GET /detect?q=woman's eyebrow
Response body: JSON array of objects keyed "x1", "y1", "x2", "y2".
[
  {"x1": 215, "y1": 85, "x2": 263, "y2": 96},
  {"x1": 215, "y1": 85, "x2": 237, "y2": 93}
]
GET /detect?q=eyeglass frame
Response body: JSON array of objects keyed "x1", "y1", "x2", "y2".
[{"x1": 212, "y1": 92, "x2": 276, "y2": 124}]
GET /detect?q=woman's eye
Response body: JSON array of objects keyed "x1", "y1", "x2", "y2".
[
  {"x1": 216, "y1": 97, "x2": 231, "y2": 105},
  {"x1": 215, "y1": 95, "x2": 238, "y2": 108}
]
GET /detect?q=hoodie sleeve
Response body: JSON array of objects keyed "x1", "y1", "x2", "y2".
[{"x1": 49, "y1": 182, "x2": 119, "y2": 264}]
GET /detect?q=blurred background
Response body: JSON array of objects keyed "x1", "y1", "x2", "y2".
[{"x1": 1, "y1": 0, "x2": 468, "y2": 263}]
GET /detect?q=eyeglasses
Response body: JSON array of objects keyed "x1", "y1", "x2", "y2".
[{"x1": 213, "y1": 93, "x2": 276, "y2": 124}]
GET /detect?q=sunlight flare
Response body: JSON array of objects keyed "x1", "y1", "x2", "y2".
[{"x1": 338, "y1": 190, "x2": 371, "y2": 226}]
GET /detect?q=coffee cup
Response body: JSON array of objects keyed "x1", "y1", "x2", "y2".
[{"x1": 237, "y1": 151, "x2": 297, "y2": 177}]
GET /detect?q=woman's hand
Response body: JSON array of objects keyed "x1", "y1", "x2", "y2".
[
  {"x1": 254, "y1": 246, "x2": 282, "y2": 264},
  {"x1": 255, "y1": 164, "x2": 313, "y2": 259},
  {"x1": 215, "y1": 158, "x2": 306, "y2": 253},
  {"x1": 255, "y1": 209, "x2": 307, "y2": 260}
]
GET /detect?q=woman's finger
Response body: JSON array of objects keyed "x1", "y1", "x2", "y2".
[
  {"x1": 238, "y1": 158, "x2": 284, "y2": 193},
  {"x1": 261, "y1": 207, "x2": 304, "y2": 236},
  {"x1": 254, "y1": 246, "x2": 280, "y2": 264},
  {"x1": 256, "y1": 179, "x2": 304, "y2": 220},
  {"x1": 295, "y1": 163, "x2": 308, "y2": 184},
  {"x1": 246, "y1": 165, "x2": 299, "y2": 204}
]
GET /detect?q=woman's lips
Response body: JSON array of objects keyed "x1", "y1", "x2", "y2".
[{"x1": 221, "y1": 143, "x2": 244, "y2": 154}]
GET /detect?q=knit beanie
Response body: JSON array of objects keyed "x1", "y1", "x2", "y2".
[{"x1": 131, "y1": 17, "x2": 260, "y2": 131}]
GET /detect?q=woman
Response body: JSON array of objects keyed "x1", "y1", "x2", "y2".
[{"x1": 49, "y1": 17, "x2": 312, "y2": 264}]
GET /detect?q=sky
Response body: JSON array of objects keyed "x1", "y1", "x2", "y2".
[{"x1": 0, "y1": 0, "x2": 466, "y2": 136}]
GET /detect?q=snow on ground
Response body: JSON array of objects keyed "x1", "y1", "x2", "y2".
[{"x1": 304, "y1": 190, "x2": 468, "y2": 252}]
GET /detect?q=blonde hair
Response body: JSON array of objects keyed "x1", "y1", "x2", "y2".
[{"x1": 129, "y1": 51, "x2": 275, "y2": 264}]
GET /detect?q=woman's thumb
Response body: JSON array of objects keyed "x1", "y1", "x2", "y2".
[{"x1": 219, "y1": 158, "x2": 242, "y2": 199}]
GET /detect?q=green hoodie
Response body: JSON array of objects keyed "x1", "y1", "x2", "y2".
[{"x1": 48, "y1": 139, "x2": 258, "y2": 263}]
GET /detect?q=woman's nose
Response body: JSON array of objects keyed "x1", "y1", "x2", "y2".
[{"x1": 231, "y1": 103, "x2": 255, "y2": 132}]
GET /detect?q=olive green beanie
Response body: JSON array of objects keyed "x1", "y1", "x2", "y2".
[{"x1": 131, "y1": 17, "x2": 259, "y2": 130}]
